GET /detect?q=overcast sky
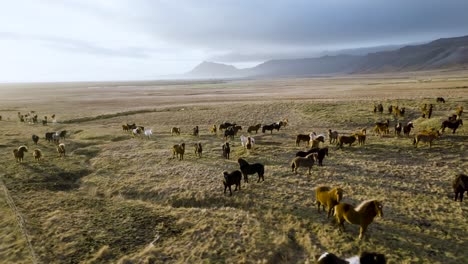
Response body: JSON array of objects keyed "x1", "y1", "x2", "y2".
[{"x1": 1, "y1": 0, "x2": 468, "y2": 82}]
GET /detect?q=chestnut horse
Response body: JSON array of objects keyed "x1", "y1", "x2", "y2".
[{"x1": 334, "y1": 199, "x2": 383, "y2": 240}]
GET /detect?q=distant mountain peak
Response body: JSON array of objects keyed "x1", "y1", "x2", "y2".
[{"x1": 187, "y1": 61, "x2": 240, "y2": 78}]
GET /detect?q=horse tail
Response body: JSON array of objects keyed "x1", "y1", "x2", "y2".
[{"x1": 291, "y1": 161, "x2": 296, "y2": 171}]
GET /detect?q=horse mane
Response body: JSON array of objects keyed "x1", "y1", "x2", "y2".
[
  {"x1": 238, "y1": 158, "x2": 249, "y2": 167},
  {"x1": 18, "y1": 145, "x2": 28, "y2": 152},
  {"x1": 355, "y1": 199, "x2": 378, "y2": 212}
]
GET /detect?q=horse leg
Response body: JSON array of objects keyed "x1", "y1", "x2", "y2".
[
  {"x1": 338, "y1": 220, "x2": 345, "y2": 232},
  {"x1": 243, "y1": 174, "x2": 249, "y2": 183},
  {"x1": 454, "y1": 192, "x2": 459, "y2": 201},
  {"x1": 359, "y1": 225, "x2": 368, "y2": 240},
  {"x1": 460, "y1": 191, "x2": 464, "y2": 202},
  {"x1": 327, "y1": 207, "x2": 333, "y2": 218},
  {"x1": 229, "y1": 186, "x2": 232, "y2": 196}
]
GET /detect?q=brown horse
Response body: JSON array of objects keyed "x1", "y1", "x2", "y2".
[
  {"x1": 337, "y1": 134, "x2": 357, "y2": 148},
  {"x1": 334, "y1": 199, "x2": 383, "y2": 240},
  {"x1": 295, "y1": 134, "x2": 310, "y2": 146},
  {"x1": 413, "y1": 130, "x2": 441, "y2": 148},
  {"x1": 247, "y1": 124, "x2": 262, "y2": 134}
]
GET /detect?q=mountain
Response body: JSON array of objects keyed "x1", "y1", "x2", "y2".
[
  {"x1": 185, "y1": 35, "x2": 468, "y2": 78},
  {"x1": 185, "y1": 61, "x2": 242, "y2": 78}
]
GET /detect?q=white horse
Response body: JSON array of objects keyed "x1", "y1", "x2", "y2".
[
  {"x1": 144, "y1": 129, "x2": 153, "y2": 139},
  {"x1": 240, "y1": 135, "x2": 255, "y2": 150}
]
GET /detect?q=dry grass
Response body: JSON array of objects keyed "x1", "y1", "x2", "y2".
[{"x1": 0, "y1": 70, "x2": 467, "y2": 263}]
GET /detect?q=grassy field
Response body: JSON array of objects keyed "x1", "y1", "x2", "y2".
[{"x1": 0, "y1": 70, "x2": 467, "y2": 263}]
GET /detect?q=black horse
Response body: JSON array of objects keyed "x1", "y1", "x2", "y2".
[
  {"x1": 296, "y1": 147, "x2": 329, "y2": 166},
  {"x1": 262, "y1": 123, "x2": 281, "y2": 134},
  {"x1": 238, "y1": 158, "x2": 265, "y2": 183}
]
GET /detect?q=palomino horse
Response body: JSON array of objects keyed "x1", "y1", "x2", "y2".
[{"x1": 334, "y1": 199, "x2": 383, "y2": 240}]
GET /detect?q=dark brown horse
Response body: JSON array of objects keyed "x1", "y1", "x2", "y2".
[
  {"x1": 247, "y1": 124, "x2": 262, "y2": 134},
  {"x1": 334, "y1": 199, "x2": 383, "y2": 240},
  {"x1": 453, "y1": 174, "x2": 468, "y2": 202},
  {"x1": 441, "y1": 119, "x2": 463, "y2": 134},
  {"x1": 295, "y1": 134, "x2": 310, "y2": 146}
]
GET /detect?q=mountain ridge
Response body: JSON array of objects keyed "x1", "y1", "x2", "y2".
[{"x1": 186, "y1": 35, "x2": 468, "y2": 78}]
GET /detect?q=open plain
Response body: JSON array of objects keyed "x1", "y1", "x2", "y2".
[{"x1": 0, "y1": 70, "x2": 467, "y2": 264}]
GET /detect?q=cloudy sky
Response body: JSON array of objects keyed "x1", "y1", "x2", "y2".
[{"x1": 1, "y1": 0, "x2": 468, "y2": 82}]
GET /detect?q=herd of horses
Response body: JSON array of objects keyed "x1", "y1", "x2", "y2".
[{"x1": 6, "y1": 97, "x2": 466, "y2": 263}]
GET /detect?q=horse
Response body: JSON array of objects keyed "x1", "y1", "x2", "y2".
[
  {"x1": 210, "y1": 124, "x2": 217, "y2": 134},
  {"x1": 394, "y1": 122, "x2": 402, "y2": 136},
  {"x1": 240, "y1": 135, "x2": 255, "y2": 150},
  {"x1": 403, "y1": 122, "x2": 414, "y2": 136},
  {"x1": 32, "y1": 134, "x2": 39, "y2": 145},
  {"x1": 144, "y1": 129, "x2": 153, "y2": 139},
  {"x1": 57, "y1": 143, "x2": 66, "y2": 158},
  {"x1": 375, "y1": 103, "x2": 383, "y2": 114},
  {"x1": 247, "y1": 124, "x2": 262, "y2": 134},
  {"x1": 58, "y1": 130, "x2": 67, "y2": 140},
  {"x1": 52, "y1": 132, "x2": 60, "y2": 143},
  {"x1": 193, "y1": 126, "x2": 199, "y2": 136},
  {"x1": 328, "y1": 129, "x2": 339, "y2": 144},
  {"x1": 224, "y1": 127, "x2": 236, "y2": 140},
  {"x1": 194, "y1": 143, "x2": 202, "y2": 158},
  {"x1": 436, "y1": 97, "x2": 446, "y2": 103},
  {"x1": 316, "y1": 251, "x2": 386, "y2": 264},
  {"x1": 441, "y1": 119, "x2": 463, "y2": 134},
  {"x1": 453, "y1": 174, "x2": 468, "y2": 202},
  {"x1": 387, "y1": 105, "x2": 393, "y2": 115},
  {"x1": 355, "y1": 129, "x2": 366, "y2": 146},
  {"x1": 316, "y1": 186, "x2": 343, "y2": 218},
  {"x1": 295, "y1": 134, "x2": 311, "y2": 146},
  {"x1": 171, "y1": 127, "x2": 181, "y2": 136},
  {"x1": 334, "y1": 199, "x2": 383, "y2": 240},
  {"x1": 297, "y1": 147, "x2": 328, "y2": 166},
  {"x1": 45, "y1": 132, "x2": 55, "y2": 142},
  {"x1": 132, "y1": 127, "x2": 143, "y2": 137},
  {"x1": 373, "y1": 120, "x2": 389, "y2": 136},
  {"x1": 32, "y1": 149, "x2": 42, "y2": 162},
  {"x1": 172, "y1": 143, "x2": 185, "y2": 160},
  {"x1": 222, "y1": 142, "x2": 230, "y2": 159},
  {"x1": 13, "y1": 146, "x2": 28, "y2": 163},
  {"x1": 337, "y1": 135, "x2": 357, "y2": 148},
  {"x1": 422, "y1": 104, "x2": 433, "y2": 119},
  {"x1": 291, "y1": 153, "x2": 317, "y2": 175},
  {"x1": 223, "y1": 170, "x2": 242, "y2": 196},
  {"x1": 219, "y1": 122, "x2": 235, "y2": 131},
  {"x1": 413, "y1": 130, "x2": 441, "y2": 148},
  {"x1": 309, "y1": 132, "x2": 325, "y2": 147},
  {"x1": 238, "y1": 158, "x2": 265, "y2": 183},
  {"x1": 262, "y1": 123, "x2": 280, "y2": 134}
]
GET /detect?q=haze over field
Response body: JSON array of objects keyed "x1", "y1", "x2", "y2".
[{"x1": 1, "y1": 0, "x2": 468, "y2": 82}]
